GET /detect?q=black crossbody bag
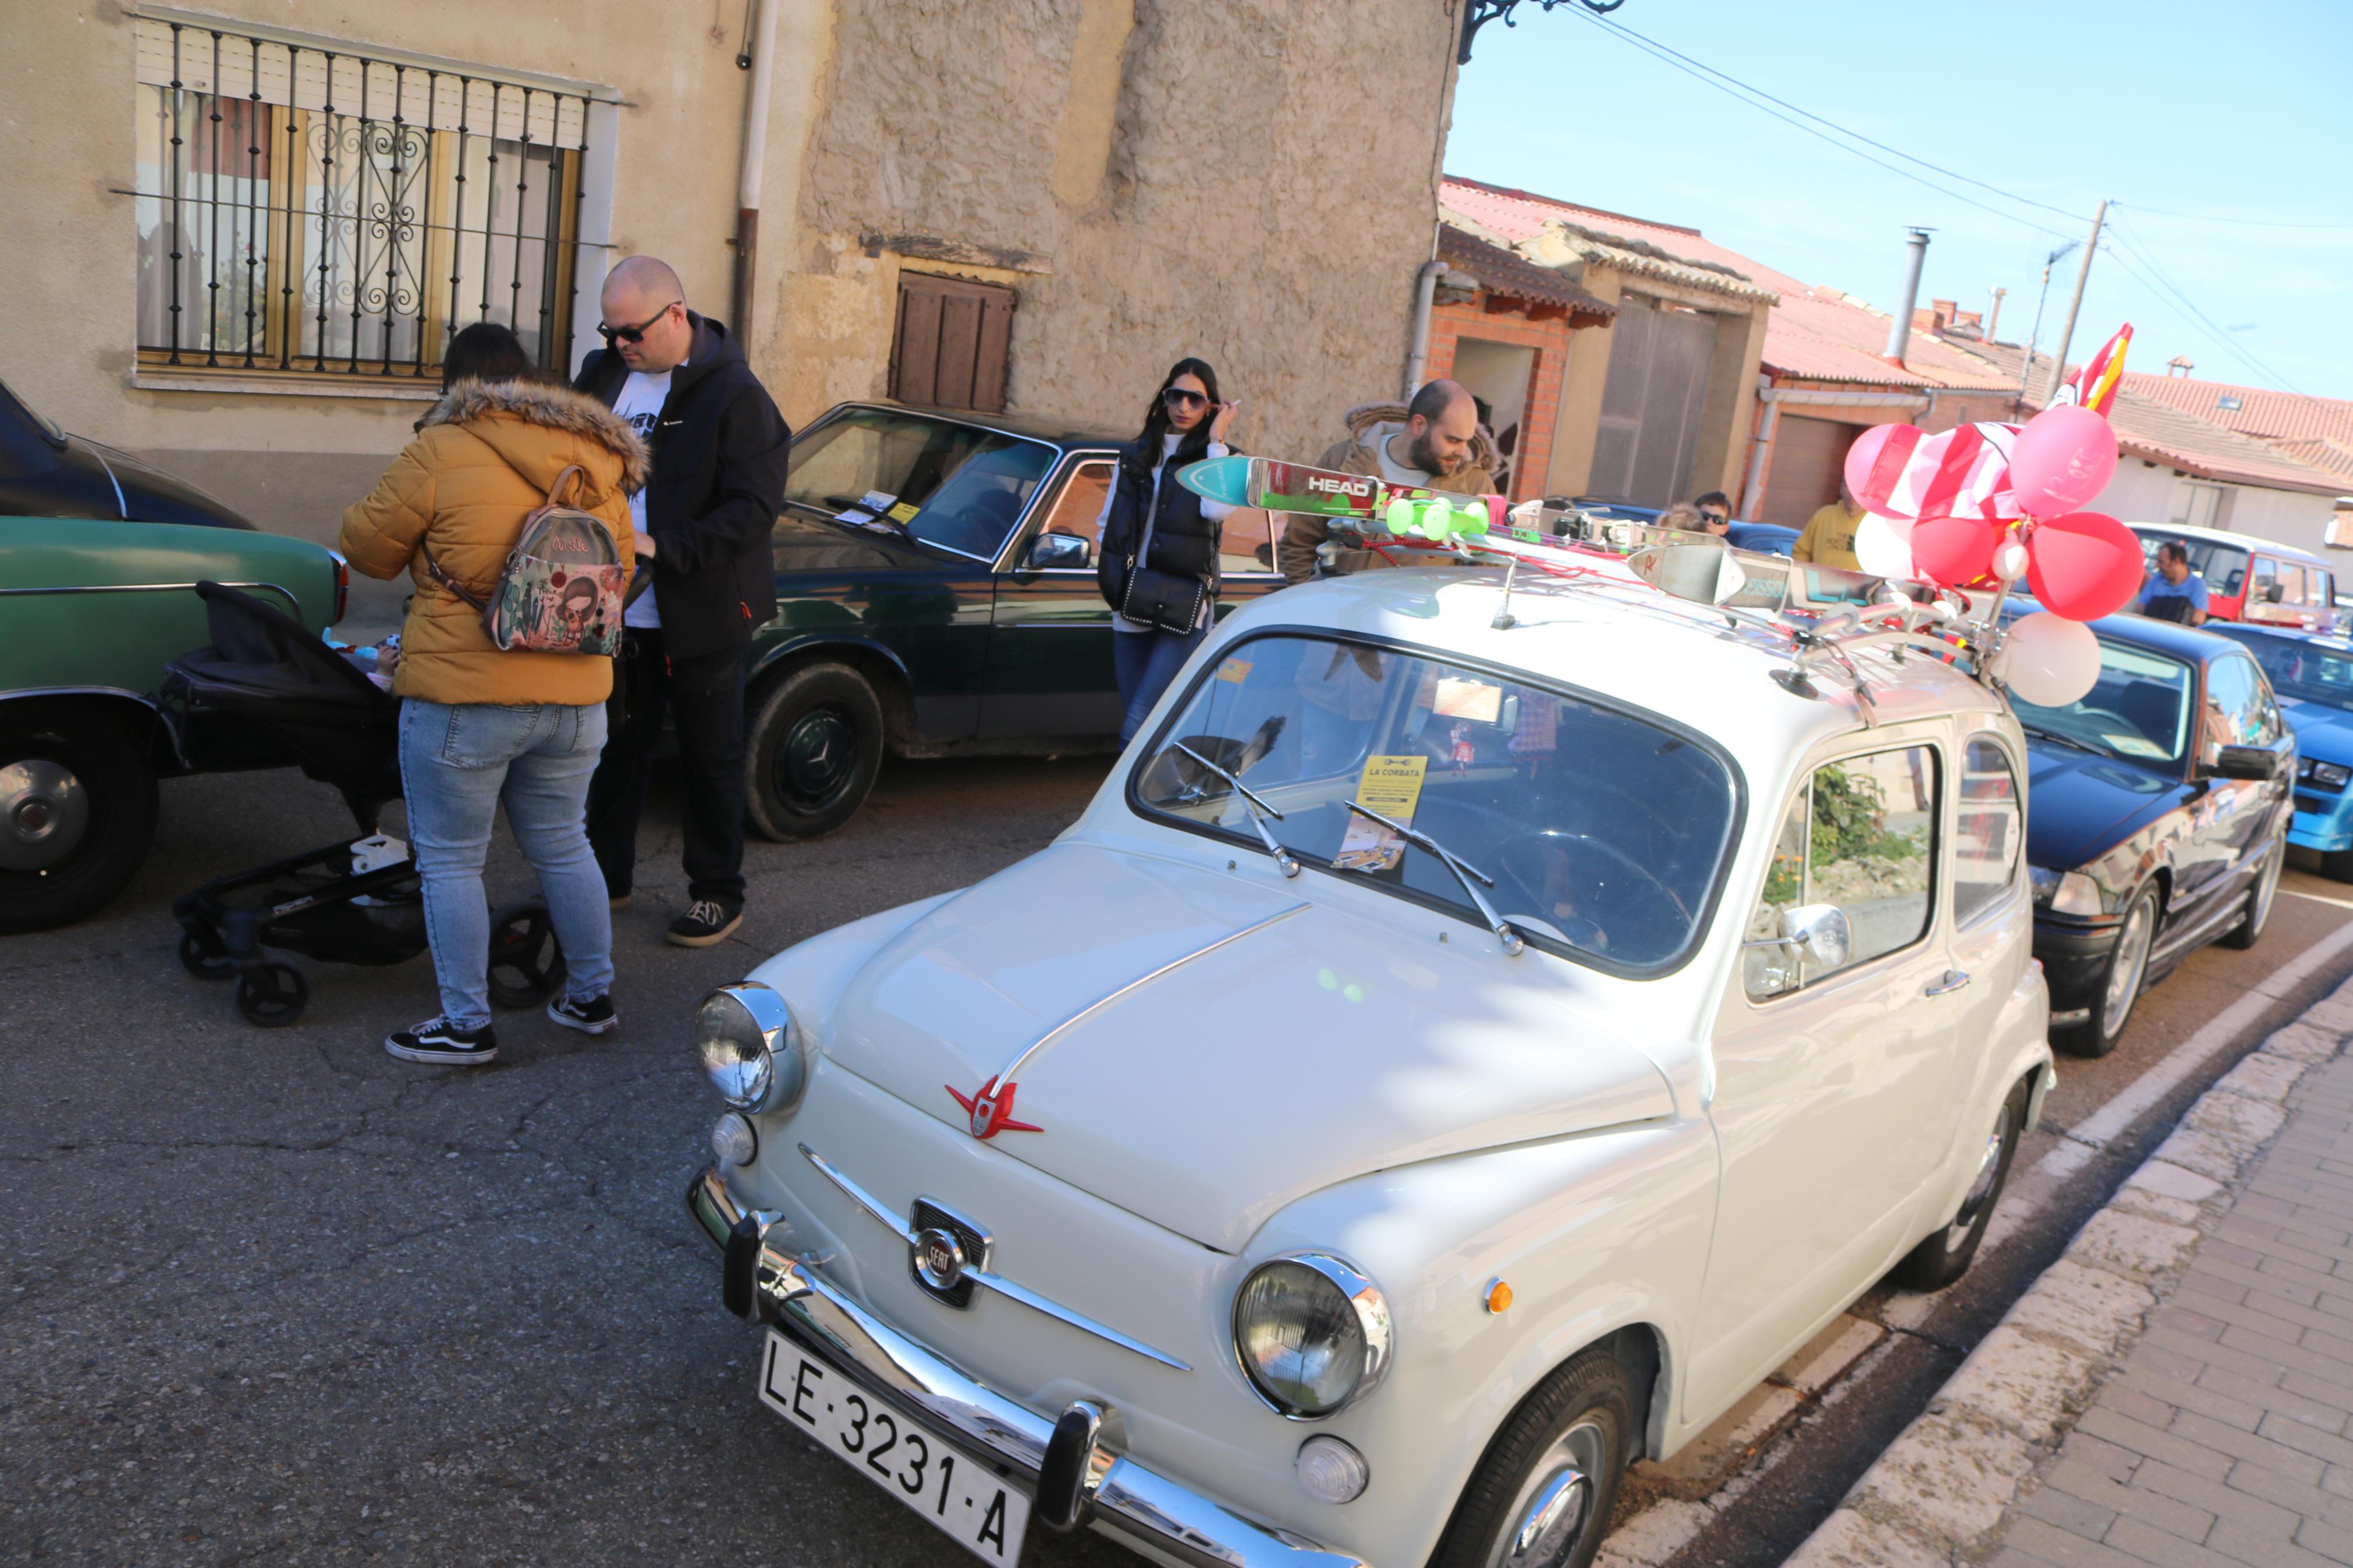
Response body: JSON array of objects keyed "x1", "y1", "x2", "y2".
[{"x1": 1118, "y1": 560, "x2": 1207, "y2": 634}]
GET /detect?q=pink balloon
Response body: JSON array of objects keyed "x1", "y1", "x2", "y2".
[
  {"x1": 2011, "y1": 404, "x2": 2118, "y2": 516},
  {"x1": 1909, "y1": 515, "x2": 1997, "y2": 587},
  {"x1": 2024, "y1": 511, "x2": 2143, "y2": 621},
  {"x1": 1843, "y1": 422, "x2": 1923, "y2": 514}
]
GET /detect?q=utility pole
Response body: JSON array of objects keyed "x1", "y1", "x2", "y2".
[
  {"x1": 2018, "y1": 241, "x2": 2078, "y2": 403},
  {"x1": 2039, "y1": 199, "x2": 2109, "y2": 407}
]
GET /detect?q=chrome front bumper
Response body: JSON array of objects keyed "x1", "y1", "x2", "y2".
[{"x1": 688, "y1": 1167, "x2": 1365, "y2": 1568}]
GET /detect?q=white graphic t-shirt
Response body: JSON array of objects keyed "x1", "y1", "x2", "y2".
[{"x1": 613, "y1": 368, "x2": 672, "y2": 629}]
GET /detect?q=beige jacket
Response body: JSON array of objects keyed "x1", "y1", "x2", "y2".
[
  {"x1": 340, "y1": 379, "x2": 646, "y2": 706},
  {"x1": 1274, "y1": 402, "x2": 1499, "y2": 585}
]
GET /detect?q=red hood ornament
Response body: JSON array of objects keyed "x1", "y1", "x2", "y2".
[{"x1": 946, "y1": 1075, "x2": 1041, "y2": 1140}]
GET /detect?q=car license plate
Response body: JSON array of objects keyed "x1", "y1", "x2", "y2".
[{"x1": 758, "y1": 1331, "x2": 1030, "y2": 1564}]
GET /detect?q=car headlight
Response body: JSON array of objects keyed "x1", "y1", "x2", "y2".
[
  {"x1": 2029, "y1": 866, "x2": 2104, "y2": 916},
  {"x1": 693, "y1": 982, "x2": 801, "y2": 1112},
  {"x1": 2314, "y1": 760, "x2": 2351, "y2": 791},
  {"x1": 1231, "y1": 1254, "x2": 1392, "y2": 1418}
]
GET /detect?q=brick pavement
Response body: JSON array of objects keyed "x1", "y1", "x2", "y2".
[{"x1": 1990, "y1": 1052, "x2": 2353, "y2": 1568}]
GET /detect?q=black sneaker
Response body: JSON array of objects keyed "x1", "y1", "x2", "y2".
[
  {"x1": 547, "y1": 993, "x2": 619, "y2": 1036},
  {"x1": 384, "y1": 1017, "x2": 498, "y2": 1066},
  {"x1": 666, "y1": 899, "x2": 743, "y2": 948}
]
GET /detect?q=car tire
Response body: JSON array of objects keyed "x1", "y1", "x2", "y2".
[
  {"x1": 1427, "y1": 1345, "x2": 1638, "y2": 1568},
  {"x1": 2322, "y1": 847, "x2": 2353, "y2": 884},
  {"x1": 2218, "y1": 837, "x2": 2285, "y2": 951},
  {"x1": 744, "y1": 661, "x2": 886, "y2": 842},
  {"x1": 0, "y1": 706, "x2": 161, "y2": 935},
  {"x1": 1893, "y1": 1075, "x2": 2031, "y2": 1292},
  {"x1": 2056, "y1": 881, "x2": 2160, "y2": 1058}
]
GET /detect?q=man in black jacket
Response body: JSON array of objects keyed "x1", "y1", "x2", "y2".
[{"x1": 576, "y1": 255, "x2": 789, "y2": 947}]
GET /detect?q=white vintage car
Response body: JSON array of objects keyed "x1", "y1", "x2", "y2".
[{"x1": 684, "y1": 561, "x2": 2054, "y2": 1568}]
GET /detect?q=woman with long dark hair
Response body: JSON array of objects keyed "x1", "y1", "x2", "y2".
[{"x1": 1094, "y1": 357, "x2": 1237, "y2": 742}]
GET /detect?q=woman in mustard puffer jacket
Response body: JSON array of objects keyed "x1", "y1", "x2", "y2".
[{"x1": 339, "y1": 323, "x2": 645, "y2": 1069}]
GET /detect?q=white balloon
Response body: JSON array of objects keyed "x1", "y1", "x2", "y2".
[
  {"x1": 2001, "y1": 612, "x2": 2101, "y2": 706},
  {"x1": 1993, "y1": 539, "x2": 2031, "y2": 581},
  {"x1": 1853, "y1": 512, "x2": 1915, "y2": 579}
]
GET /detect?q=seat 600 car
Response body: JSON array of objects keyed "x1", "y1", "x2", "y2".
[{"x1": 682, "y1": 561, "x2": 2054, "y2": 1568}]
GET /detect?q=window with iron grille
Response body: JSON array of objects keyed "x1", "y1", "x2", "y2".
[{"x1": 130, "y1": 16, "x2": 596, "y2": 382}]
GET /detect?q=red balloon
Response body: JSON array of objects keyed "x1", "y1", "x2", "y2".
[
  {"x1": 2010, "y1": 404, "x2": 2118, "y2": 516},
  {"x1": 1908, "y1": 515, "x2": 1997, "y2": 587},
  {"x1": 2025, "y1": 511, "x2": 2143, "y2": 621}
]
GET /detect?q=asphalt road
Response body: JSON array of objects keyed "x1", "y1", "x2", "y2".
[{"x1": 6, "y1": 756, "x2": 2347, "y2": 1568}]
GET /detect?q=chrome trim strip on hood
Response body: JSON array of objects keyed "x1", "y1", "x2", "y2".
[
  {"x1": 992, "y1": 901, "x2": 1311, "y2": 1088},
  {"x1": 801, "y1": 1144, "x2": 1193, "y2": 1373}
]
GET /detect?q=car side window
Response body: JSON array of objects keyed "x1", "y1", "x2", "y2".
[
  {"x1": 1954, "y1": 738, "x2": 2022, "y2": 927},
  {"x1": 1027, "y1": 459, "x2": 1115, "y2": 566},
  {"x1": 1219, "y1": 507, "x2": 1281, "y2": 577},
  {"x1": 2252, "y1": 556, "x2": 2281, "y2": 604},
  {"x1": 2203, "y1": 656, "x2": 2266, "y2": 755},
  {"x1": 1744, "y1": 745, "x2": 1940, "y2": 1000}
]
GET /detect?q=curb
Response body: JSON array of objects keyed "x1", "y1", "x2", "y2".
[{"x1": 1779, "y1": 976, "x2": 2353, "y2": 1568}]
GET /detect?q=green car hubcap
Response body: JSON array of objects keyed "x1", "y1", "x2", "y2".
[
  {"x1": 0, "y1": 758, "x2": 89, "y2": 873},
  {"x1": 776, "y1": 706, "x2": 857, "y2": 813}
]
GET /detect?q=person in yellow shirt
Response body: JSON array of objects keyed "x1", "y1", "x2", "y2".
[{"x1": 1793, "y1": 483, "x2": 1865, "y2": 570}]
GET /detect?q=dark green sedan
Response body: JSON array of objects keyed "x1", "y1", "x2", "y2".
[{"x1": 743, "y1": 403, "x2": 1291, "y2": 837}]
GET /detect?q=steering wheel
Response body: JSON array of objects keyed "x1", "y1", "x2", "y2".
[{"x1": 1493, "y1": 827, "x2": 1694, "y2": 930}]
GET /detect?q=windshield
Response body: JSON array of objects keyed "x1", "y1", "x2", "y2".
[
  {"x1": 2221, "y1": 631, "x2": 2353, "y2": 712},
  {"x1": 2011, "y1": 639, "x2": 2195, "y2": 764},
  {"x1": 2138, "y1": 532, "x2": 2249, "y2": 598},
  {"x1": 1131, "y1": 634, "x2": 1740, "y2": 972},
  {"x1": 783, "y1": 409, "x2": 1055, "y2": 559}
]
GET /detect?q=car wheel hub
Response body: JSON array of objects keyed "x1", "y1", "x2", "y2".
[
  {"x1": 1946, "y1": 1105, "x2": 2011, "y2": 1250},
  {"x1": 1491, "y1": 1417, "x2": 1607, "y2": 1568},
  {"x1": 778, "y1": 707, "x2": 856, "y2": 808},
  {"x1": 2251, "y1": 843, "x2": 2283, "y2": 931},
  {"x1": 0, "y1": 759, "x2": 89, "y2": 872},
  {"x1": 2103, "y1": 896, "x2": 2155, "y2": 1036}
]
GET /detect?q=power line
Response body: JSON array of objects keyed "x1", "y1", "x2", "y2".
[
  {"x1": 2098, "y1": 219, "x2": 2306, "y2": 394},
  {"x1": 1575, "y1": 11, "x2": 2085, "y2": 237},
  {"x1": 2105, "y1": 205, "x2": 2353, "y2": 232}
]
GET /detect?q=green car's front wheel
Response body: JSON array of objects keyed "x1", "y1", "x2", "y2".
[
  {"x1": 744, "y1": 661, "x2": 886, "y2": 841},
  {"x1": 0, "y1": 704, "x2": 159, "y2": 934}
]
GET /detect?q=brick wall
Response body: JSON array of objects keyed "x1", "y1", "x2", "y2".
[{"x1": 1425, "y1": 296, "x2": 1574, "y2": 502}]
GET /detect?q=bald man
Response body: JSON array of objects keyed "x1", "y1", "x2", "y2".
[
  {"x1": 1275, "y1": 379, "x2": 1497, "y2": 583},
  {"x1": 575, "y1": 255, "x2": 790, "y2": 948}
]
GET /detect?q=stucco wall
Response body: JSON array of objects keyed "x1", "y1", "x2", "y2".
[
  {"x1": 778, "y1": 0, "x2": 1460, "y2": 463},
  {"x1": 2096, "y1": 460, "x2": 2340, "y2": 560}
]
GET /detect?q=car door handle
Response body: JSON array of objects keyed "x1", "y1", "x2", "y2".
[{"x1": 1923, "y1": 969, "x2": 1971, "y2": 997}]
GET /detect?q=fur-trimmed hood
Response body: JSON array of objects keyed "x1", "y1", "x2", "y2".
[
  {"x1": 421, "y1": 378, "x2": 651, "y2": 497},
  {"x1": 1337, "y1": 400, "x2": 1500, "y2": 477}
]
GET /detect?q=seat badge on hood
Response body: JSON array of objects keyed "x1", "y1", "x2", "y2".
[{"x1": 946, "y1": 1075, "x2": 1041, "y2": 1139}]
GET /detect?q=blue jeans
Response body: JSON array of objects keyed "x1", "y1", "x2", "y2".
[
  {"x1": 1115, "y1": 625, "x2": 1206, "y2": 745},
  {"x1": 398, "y1": 699, "x2": 614, "y2": 1030}
]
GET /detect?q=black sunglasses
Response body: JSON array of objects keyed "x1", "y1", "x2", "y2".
[
  {"x1": 598, "y1": 301, "x2": 680, "y2": 345},
  {"x1": 1163, "y1": 387, "x2": 1209, "y2": 410}
]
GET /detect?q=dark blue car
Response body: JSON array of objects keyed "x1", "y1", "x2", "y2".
[
  {"x1": 2206, "y1": 621, "x2": 2353, "y2": 878},
  {"x1": 2011, "y1": 612, "x2": 2295, "y2": 1055}
]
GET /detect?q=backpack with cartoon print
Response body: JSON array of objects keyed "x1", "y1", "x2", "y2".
[{"x1": 420, "y1": 465, "x2": 627, "y2": 655}]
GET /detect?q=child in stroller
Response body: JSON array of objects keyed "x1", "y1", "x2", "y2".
[{"x1": 166, "y1": 582, "x2": 566, "y2": 1028}]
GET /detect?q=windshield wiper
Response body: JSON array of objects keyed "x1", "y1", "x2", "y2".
[
  {"x1": 1172, "y1": 742, "x2": 1299, "y2": 878},
  {"x1": 1345, "y1": 799, "x2": 1525, "y2": 957},
  {"x1": 2018, "y1": 722, "x2": 2105, "y2": 758}
]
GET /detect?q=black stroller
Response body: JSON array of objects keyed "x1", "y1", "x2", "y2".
[{"x1": 166, "y1": 582, "x2": 566, "y2": 1028}]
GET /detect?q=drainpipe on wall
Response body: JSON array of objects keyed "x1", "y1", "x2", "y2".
[
  {"x1": 1737, "y1": 379, "x2": 1934, "y2": 517},
  {"x1": 1404, "y1": 257, "x2": 1446, "y2": 396},
  {"x1": 1882, "y1": 227, "x2": 1931, "y2": 365},
  {"x1": 731, "y1": 0, "x2": 781, "y2": 340}
]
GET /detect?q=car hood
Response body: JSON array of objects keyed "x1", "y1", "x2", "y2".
[
  {"x1": 815, "y1": 842, "x2": 1677, "y2": 1253},
  {"x1": 0, "y1": 435, "x2": 251, "y2": 529},
  {"x1": 2022, "y1": 737, "x2": 2187, "y2": 870},
  {"x1": 2280, "y1": 696, "x2": 2353, "y2": 765},
  {"x1": 772, "y1": 506, "x2": 958, "y2": 575}
]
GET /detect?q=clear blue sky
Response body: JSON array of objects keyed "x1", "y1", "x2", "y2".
[{"x1": 1442, "y1": 0, "x2": 2353, "y2": 400}]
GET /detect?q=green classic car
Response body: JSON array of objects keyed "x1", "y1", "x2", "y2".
[
  {"x1": 1, "y1": 378, "x2": 345, "y2": 932},
  {"x1": 744, "y1": 402, "x2": 1292, "y2": 837}
]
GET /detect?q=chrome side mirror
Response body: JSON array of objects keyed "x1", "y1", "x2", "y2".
[
  {"x1": 2211, "y1": 744, "x2": 2283, "y2": 781},
  {"x1": 1780, "y1": 902, "x2": 1852, "y2": 970},
  {"x1": 1028, "y1": 531, "x2": 1090, "y2": 569}
]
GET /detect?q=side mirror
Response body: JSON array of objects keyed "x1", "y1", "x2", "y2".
[
  {"x1": 2212, "y1": 744, "x2": 2283, "y2": 781},
  {"x1": 1027, "y1": 531, "x2": 1089, "y2": 570},
  {"x1": 1781, "y1": 902, "x2": 1852, "y2": 970}
]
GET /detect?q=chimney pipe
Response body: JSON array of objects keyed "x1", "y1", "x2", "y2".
[
  {"x1": 1985, "y1": 286, "x2": 2007, "y2": 344},
  {"x1": 1883, "y1": 227, "x2": 1931, "y2": 365}
]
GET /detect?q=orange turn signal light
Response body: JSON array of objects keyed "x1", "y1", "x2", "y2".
[{"x1": 1485, "y1": 1279, "x2": 1513, "y2": 1314}]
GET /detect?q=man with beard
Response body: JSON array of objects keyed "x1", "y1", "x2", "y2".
[{"x1": 1275, "y1": 379, "x2": 1497, "y2": 584}]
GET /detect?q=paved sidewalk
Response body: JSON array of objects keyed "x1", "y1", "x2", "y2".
[{"x1": 1992, "y1": 1051, "x2": 2353, "y2": 1568}]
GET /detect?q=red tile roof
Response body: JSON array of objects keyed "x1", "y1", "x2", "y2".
[
  {"x1": 1440, "y1": 176, "x2": 2014, "y2": 392},
  {"x1": 1435, "y1": 225, "x2": 1619, "y2": 326},
  {"x1": 2121, "y1": 374, "x2": 2353, "y2": 471}
]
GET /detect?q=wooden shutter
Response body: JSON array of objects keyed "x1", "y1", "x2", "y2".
[{"x1": 890, "y1": 273, "x2": 1016, "y2": 413}]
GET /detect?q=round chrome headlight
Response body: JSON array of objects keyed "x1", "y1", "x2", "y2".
[
  {"x1": 1232, "y1": 1254, "x2": 1393, "y2": 1419},
  {"x1": 693, "y1": 982, "x2": 798, "y2": 1111}
]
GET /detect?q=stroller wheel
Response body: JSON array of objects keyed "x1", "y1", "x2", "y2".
[
  {"x1": 487, "y1": 901, "x2": 567, "y2": 1008},
  {"x1": 179, "y1": 930, "x2": 236, "y2": 982},
  {"x1": 235, "y1": 963, "x2": 309, "y2": 1027}
]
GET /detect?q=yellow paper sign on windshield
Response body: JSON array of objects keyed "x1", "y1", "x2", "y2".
[
  {"x1": 1216, "y1": 657, "x2": 1255, "y2": 684},
  {"x1": 1336, "y1": 755, "x2": 1427, "y2": 873},
  {"x1": 888, "y1": 502, "x2": 920, "y2": 524}
]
